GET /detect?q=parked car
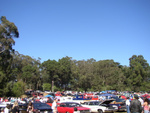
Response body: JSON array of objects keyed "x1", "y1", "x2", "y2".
[
  {"x1": 19, "y1": 102, "x2": 52, "y2": 113},
  {"x1": 110, "y1": 96, "x2": 126, "y2": 111},
  {"x1": 110, "y1": 96, "x2": 125, "y2": 103},
  {"x1": 81, "y1": 99, "x2": 118, "y2": 113},
  {"x1": 57, "y1": 102, "x2": 91, "y2": 113},
  {"x1": 0, "y1": 102, "x2": 13, "y2": 112},
  {"x1": 109, "y1": 103, "x2": 126, "y2": 112}
]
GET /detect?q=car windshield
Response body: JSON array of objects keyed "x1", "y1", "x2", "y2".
[
  {"x1": 33, "y1": 103, "x2": 49, "y2": 107},
  {"x1": 68, "y1": 103, "x2": 82, "y2": 107},
  {"x1": 94, "y1": 102, "x2": 100, "y2": 105}
]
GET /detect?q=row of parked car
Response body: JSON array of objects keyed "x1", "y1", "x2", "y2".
[
  {"x1": 0, "y1": 99, "x2": 126, "y2": 113},
  {"x1": 57, "y1": 99, "x2": 126, "y2": 113}
]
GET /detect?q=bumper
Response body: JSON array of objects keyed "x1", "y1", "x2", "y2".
[{"x1": 104, "y1": 109, "x2": 118, "y2": 112}]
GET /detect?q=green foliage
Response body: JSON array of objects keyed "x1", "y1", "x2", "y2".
[
  {"x1": 127, "y1": 55, "x2": 150, "y2": 91},
  {"x1": 12, "y1": 81, "x2": 26, "y2": 97},
  {"x1": 42, "y1": 83, "x2": 51, "y2": 91},
  {"x1": 41, "y1": 59, "x2": 59, "y2": 85},
  {"x1": 0, "y1": 16, "x2": 19, "y2": 53},
  {"x1": 0, "y1": 16, "x2": 19, "y2": 96},
  {"x1": 53, "y1": 86, "x2": 62, "y2": 92}
]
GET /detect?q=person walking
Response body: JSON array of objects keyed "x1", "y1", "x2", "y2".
[
  {"x1": 130, "y1": 94, "x2": 143, "y2": 113},
  {"x1": 126, "y1": 97, "x2": 130, "y2": 113},
  {"x1": 52, "y1": 98, "x2": 58, "y2": 113},
  {"x1": 143, "y1": 98, "x2": 149, "y2": 113}
]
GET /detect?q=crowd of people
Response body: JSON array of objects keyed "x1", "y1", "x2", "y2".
[{"x1": 126, "y1": 94, "x2": 150, "y2": 113}]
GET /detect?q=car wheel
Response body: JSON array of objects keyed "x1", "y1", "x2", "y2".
[{"x1": 98, "y1": 109, "x2": 103, "y2": 113}]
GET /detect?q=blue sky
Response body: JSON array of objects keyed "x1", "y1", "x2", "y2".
[{"x1": 1, "y1": 0, "x2": 150, "y2": 66}]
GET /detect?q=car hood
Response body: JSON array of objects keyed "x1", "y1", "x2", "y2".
[{"x1": 100, "y1": 99, "x2": 115, "y2": 105}]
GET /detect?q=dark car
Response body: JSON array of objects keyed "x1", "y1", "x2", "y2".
[
  {"x1": 19, "y1": 102, "x2": 52, "y2": 113},
  {"x1": 111, "y1": 96, "x2": 125, "y2": 103},
  {"x1": 109, "y1": 97, "x2": 126, "y2": 111}
]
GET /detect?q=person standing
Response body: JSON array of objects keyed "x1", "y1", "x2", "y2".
[
  {"x1": 4, "y1": 104, "x2": 10, "y2": 113},
  {"x1": 52, "y1": 98, "x2": 58, "y2": 113},
  {"x1": 27, "y1": 101, "x2": 34, "y2": 113},
  {"x1": 11, "y1": 101, "x2": 19, "y2": 113},
  {"x1": 126, "y1": 97, "x2": 130, "y2": 113},
  {"x1": 143, "y1": 98, "x2": 149, "y2": 113},
  {"x1": 130, "y1": 94, "x2": 143, "y2": 113}
]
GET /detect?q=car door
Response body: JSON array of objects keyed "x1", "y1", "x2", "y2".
[{"x1": 57, "y1": 103, "x2": 67, "y2": 113}]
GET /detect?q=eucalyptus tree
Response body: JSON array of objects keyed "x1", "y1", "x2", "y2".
[
  {"x1": 58, "y1": 56, "x2": 72, "y2": 90},
  {"x1": 21, "y1": 56, "x2": 41, "y2": 90},
  {"x1": 70, "y1": 59, "x2": 80, "y2": 90},
  {"x1": 11, "y1": 51, "x2": 41, "y2": 90},
  {"x1": 76, "y1": 58, "x2": 96, "y2": 92},
  {"x1": 128, "y1": 55, "x2": 150, "y2": 91},
  {"x1": 0, "y1": 16, "x2": 19, "y2": 96},
  {"x1": 41, "y1": 59, "x2": 59, "y2": 90},
  {"x1": 92, "y1": 60, "x2": 125, "y2": 91}
]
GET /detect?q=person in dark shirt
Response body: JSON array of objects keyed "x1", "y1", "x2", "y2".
[
  {"x1": 130, "y1": 94, "x2": 143, "y2": 113},
  {"x1": 11, "y1": 101, "x2": 19, "y2": 113}
]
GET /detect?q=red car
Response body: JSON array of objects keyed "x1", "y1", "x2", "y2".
[{"x1": 57, "y1": 102, "x2": 91, "y2": 113}]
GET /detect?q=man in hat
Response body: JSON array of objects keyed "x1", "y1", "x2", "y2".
[{"x1": 130, "y1": 94, "x2": 143, "y2": 113}]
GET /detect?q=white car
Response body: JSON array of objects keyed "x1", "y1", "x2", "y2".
[{"x1": 81, "y1": 100, "x2": 118, "y2": 113}]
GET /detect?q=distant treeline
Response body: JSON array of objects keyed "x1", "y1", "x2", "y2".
[{"x1": 0, "y1": 16, "x2": 150, "y2": 97}]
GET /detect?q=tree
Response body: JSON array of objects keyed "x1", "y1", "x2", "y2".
[
  {"x1": 42, "y1": 83, "x2": 51, "y2": 91},
  {"x1": 92, "y1": 60, "x2": 125, "y2": 91},
  {"x1": 12, "y1": 81, "x2": 26, "y2": 97},
  {"x1": 41, "y1": 59, "x2": 59, "y2": 88},
  {"x1": 11, "y1": 52, "x2": 41, "y2": 90},
  {"x1": 76, "y1": 59, "x2": 96, "y2": 92},
  {"x1": 128, "y1": 55, "x2": 150, "y2": 91},
  {"x1": 0, "y1": 16, "x2": 19, "y2": 96},
  {"x1": 58, "y1": 56, "x2": 72, "y2": 90}
]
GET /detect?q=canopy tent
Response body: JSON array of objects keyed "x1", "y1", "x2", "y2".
[{"x1": 45, "y1": 94, "x2": 53, "y2": 98}]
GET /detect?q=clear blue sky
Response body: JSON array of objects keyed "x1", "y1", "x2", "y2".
[{"x1": 1, "y1": 0, "x2": 150, "y2": 66}]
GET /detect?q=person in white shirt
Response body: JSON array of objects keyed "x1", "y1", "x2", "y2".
[
  {"x1": 52, "y1": 98, "x2": 58, "y2": 113},
  {"x1": 126, "y1": 97, "x2": 130, "y2": 113},
  {"x1": 138, "y1": 96, "x2": 144, "y2": 106},
  {"x1": 4, "y1": 104, "x2": 10, "y2": 113}
]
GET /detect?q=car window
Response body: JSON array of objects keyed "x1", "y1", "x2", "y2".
[
  {"x1": 60, "y1": 103, "x2": 66, "y2": 107},
  {"x1": 89, "y1": 102, "x2": 94, "y2": 105},
  {"x1": 68, "y1": 103, "x2": 81, "y2": 107},
  {"x1": 94, "y1": 102, "x2": 100, "y2": 105},
  {"x1": 81, "y1": 102, "x2": 86, "y2": 105}
]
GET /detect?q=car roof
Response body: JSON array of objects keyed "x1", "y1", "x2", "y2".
[{"x1": 83, "y1": 101, "x2": 101, "y2": 103}]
